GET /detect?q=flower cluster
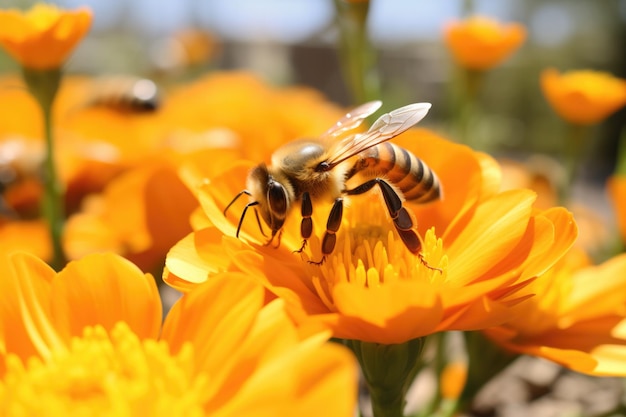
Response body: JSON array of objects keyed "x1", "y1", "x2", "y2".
[{"x1": 0, "y1": 252, "x2": 357, "y2": 416}]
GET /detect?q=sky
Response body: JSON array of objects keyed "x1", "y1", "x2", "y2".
[{"x1": 55, "y1": 0, "x2": 525, "y2": 42}]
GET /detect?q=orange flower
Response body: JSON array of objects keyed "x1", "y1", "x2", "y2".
[
  {"x1": 0, "y1": 252, "x2": 357, "y2": 415},
  {"x1": 483, "y1": 248, "x2": 626, "y2": 376},
  {"x1": 165, "y1": 128, "x2": 577, "y2": 344},
  {"x1": 443, "y1": 15, "x2": 526, "y2": 70},
  {"x1": 0, "y1": 71, "x2": 344, "y2": 272},
  {"x1": 0, "y1": 4, "x2": 92, "y2": 70},
  {"x1": 441, "y1": 362, "x2": 467, "y2": 400},
  {"x1": 498, "y1": 157, "x2": 559, "y2": 210},
  {"x1": 152, "y1": 28, "x2": 219, "y2": 72},
  {"x1": 159, "y1": 71, "x2": 344, "y2": 162},
  {"x1": 541, "y1": 68, "x2": 626, "y2": 126},
  {"x1": 607, "y1": 174, "x2": 626, "y2": 245},
  {"x1": 64, "y1": 160, "x2": 198, "y2": 272}
]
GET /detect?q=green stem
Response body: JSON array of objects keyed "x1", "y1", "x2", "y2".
[
  {"x1": 560, "y1": 123, "x2": 591, "y2": 204},
  {"x1": 345, "y1": 338, "x2": 425, "y2": 417},
  {"x1": 614, "y1": 127, "x2": 626, "y2": 177},
  {"x1": 334, "y1": 0, "x2": 381, "y2": 104},
  {"x1": 417, "y1": 333, "x2": 447, "y2": 417},
  {"x1": 461, "y1": 0, "x2": 475, "y2": 15},
  {"x1": 452, "y1": 68, "x2": 484, "y2": 148},
  {"x1": 22, "y1": 68, "x2": 66, "y2": 270}
]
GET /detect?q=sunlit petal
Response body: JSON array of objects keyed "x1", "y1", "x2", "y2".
[{"x1": 50, "y1": 253, "x2": 162, "y2": 341}]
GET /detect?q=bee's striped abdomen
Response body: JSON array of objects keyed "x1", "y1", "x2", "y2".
[
  {"x1": 88, "y1": 77, "x2": 160, "y2": 112},
  {"x1": 350, "y1": 142, "x2": 441, "y2": 203}
]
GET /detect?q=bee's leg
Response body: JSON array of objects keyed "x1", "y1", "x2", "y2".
[
  {"x1": 264, "y1": 228, "x2": 282, "y2": 248},
  {"x1": 346, "y1": 178, "x2": 441, "y2": 272},
  {"x1": 235, "y1": 201, "x2": 260, "y2": 238},
  {"x1": 224, "y1": 190, "x2": 251, "y2": 216},
  {"x1": 253, "y1": 208, "x2": 267, "y2": 237},
  {"x1": 295, "y1": 192, "x2": 313, "y2": 253},
  {"x1": 273, "y1": 229, "x2": 283, "y2": 248},
  {"x1": 309, "y1": 198, "x2": 343, "y2": 265}
]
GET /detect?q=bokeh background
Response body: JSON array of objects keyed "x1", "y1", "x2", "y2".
[{"x1": 1, "y1": 0, "x2": 625, "y2": 235}]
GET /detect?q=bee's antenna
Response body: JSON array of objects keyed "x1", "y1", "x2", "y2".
[{"x1": 223, "y1": 190, "x2": 251, "y2": 216}]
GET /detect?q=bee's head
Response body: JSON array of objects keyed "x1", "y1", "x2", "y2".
[{"x1": 246, "y1": 163, "x2": 292, "y2": 236}]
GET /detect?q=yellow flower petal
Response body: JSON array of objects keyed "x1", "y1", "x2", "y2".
[
  {"x1": 590, "y1": 344, "x2": 626, "y2": 376},
  {"x1": 162, "y1": 274, "x2": 358, "y2": 415},
  {"x1": 485, "y1": 251, "x2": 626, "y2": 376},
  {"x1": 163, "y1": 230, "x2": 230, "y2": 292},
  {"x1": 330, "y1": 281, "x2": 443, "y2": 344},
  {"x1": 65, "y1": 163, "x2": 197, "y2": 272},
  {"x1": 445, "y1": 189, "x2": 536, "y2": 282},
  {"x1": 161, "y1": 274, "x2": 266, "y2": 378},
  {"x1": 1, "y1": 253, "x2": 56, "y2": 370},
  {"x1": 50, "y1": 253, "x2": 162, "y2": 341},
  {"x1": 607, "y1": 174, "x2": 626, "y2": 245},
  {"x1": 211, "y1": 337, "x2": 357, "y2": 417}
]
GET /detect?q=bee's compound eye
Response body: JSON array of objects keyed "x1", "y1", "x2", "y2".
[
  {"x1": 316, "y1": 161, "x2": 331, "y2": 172},
  {"x1": 267, "y1": 181, "x2": 288, "y2": 214}
]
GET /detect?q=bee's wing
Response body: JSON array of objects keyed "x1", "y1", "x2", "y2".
[
  {"x1": 319, "y1": 100, "x2": 383, "y2": 140},
  {"x1": 326, "y1": 102, "x2": 432, "y2": 168}
]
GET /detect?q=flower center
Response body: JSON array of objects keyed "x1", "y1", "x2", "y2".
[
  {"x1": 304, "y1": 195, "x2": 448, "y2": 310},
  {"x1": 0, "y1": 322, "x2": 208, "y2": 417}
]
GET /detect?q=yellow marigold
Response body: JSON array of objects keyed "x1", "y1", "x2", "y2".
[
  {"x1": 483, "y1": 248, "x2": 626, "y2": 376},
  {"x1": 164, "y1": 128, "x2": 577, "y2": 344},
  {"x1": 443, "y1": 15, "x2": 526, "y2": 70},
  {"x1": 541, "y1": 68, "x2": 626, "y2": 126},
  {"x1": 0, "y1": 4, "x2": 92, "y2": 70},
  {"x1": 0, "y1": 252, "x2": 357, "y2": 416},
  {"x1": 607, "y1": 174, "x2": 626, "y2": 245}
]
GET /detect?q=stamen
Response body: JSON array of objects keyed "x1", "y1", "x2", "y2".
[
  {"x1": 310, "y1": 219, "x2": 448, "y2": 309},
  {"x1": 0, "y1": 322, "x2": 208, "y2": 416}
]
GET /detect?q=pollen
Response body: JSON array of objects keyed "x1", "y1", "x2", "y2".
[
  {"x1": 306, "y1": 197, "x2": 448, "y2": 310},
  {"x1": 0, "y1": 322, "x2": 208, "y2": 417}
]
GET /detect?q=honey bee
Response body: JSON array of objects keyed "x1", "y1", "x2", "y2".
[
  {"x1": 224, "y1": 101, "x2": 442, "y2": 265},
  {"x1": 86, "y1": 76, "x2": 160, "y2": 112}
]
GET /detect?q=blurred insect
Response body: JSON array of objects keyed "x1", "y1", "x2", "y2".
[
  {"x1": 224, "y1": 101, "x2": 442, "y2": 265},
  {"x1": 0, "y1": 139, "x2": 45, "y2": 219},
  {"x1": 86, "y1": 76, "x2": 160, "y2": 112}
]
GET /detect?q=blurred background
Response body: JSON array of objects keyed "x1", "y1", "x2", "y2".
[{"x1": 1, "y1": 0, "x2": 625, "y2": 184}]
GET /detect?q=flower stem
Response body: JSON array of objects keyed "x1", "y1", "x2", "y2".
[
  {"x1": 417, "y1": 333, "x2": 447, "y2": 417},
  {"x1": 614, "y1": 127, "x2": 626, "y2": 177},
  {"x1": 461, "y1": 0, "x2": 475, "y2": 15},
  {"x1": 452, "y1": 68, "x2": 484, "y2": 148},
  {"x1": 560, "y1": 123, "x2": 591, "y2": 204},
  {"x1": 334, "y1": 0, "x2": 381, "y2": 104},
  {"x1": 345, "y1": 338, "x2": 424, "y2": 417},
  {"x1": 22, "y1": 68, "x2": 66, "y2": 270}
]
